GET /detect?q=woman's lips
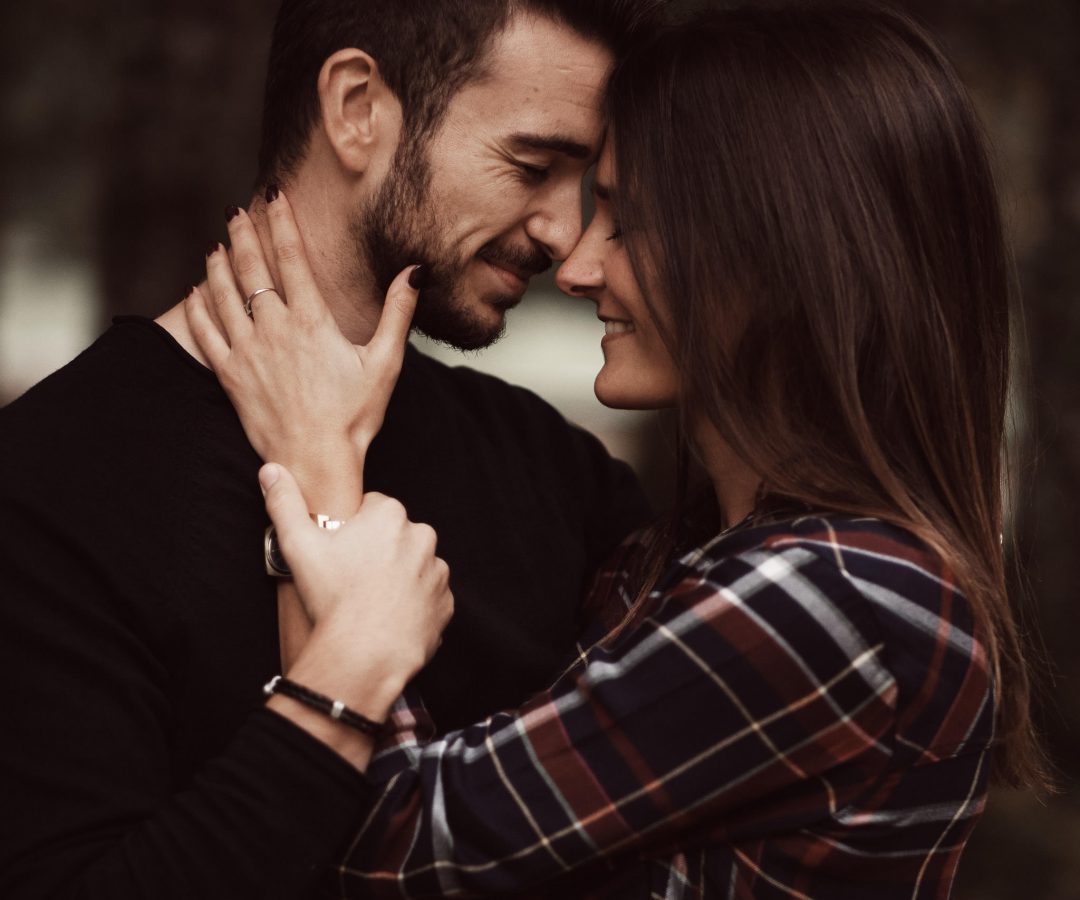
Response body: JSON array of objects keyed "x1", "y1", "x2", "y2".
[{"x1": 600, "y1": 318, "x2": 635, "y2": 347}]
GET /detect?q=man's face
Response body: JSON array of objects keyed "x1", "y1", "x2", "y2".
[{"x1": 355, "y1": 15, "x2": 612, "y2": 350}]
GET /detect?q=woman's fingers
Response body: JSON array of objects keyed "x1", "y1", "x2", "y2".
[
  {"x1": 225, "y1": 205, "x2": 285, "y2": 324},
  {"x1": 368, "y1": 265, "x2": 422, "y2": 374},
  {"x1": 263, "y1": 188, "x2": 323, "y2": 320},
  {"x1": 259, "y1": 463, "x2": 314, "y2": 564},
  {"x1": 184, "y1": 286, "x2": 231, "y2": 371},
  {"x1": 205, "y1": 242, "x2": 252, "y2": 344}
]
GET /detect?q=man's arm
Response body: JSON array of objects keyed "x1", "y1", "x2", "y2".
[{"x1": 0, "y1": 501, "x2": 371, "y2": 900}]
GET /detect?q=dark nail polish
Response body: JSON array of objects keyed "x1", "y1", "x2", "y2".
[
  {"x1": 206, "y1": 241, "x2": 219, "y2": 257},
  {"x1": 408, "y1": 265, "x2": 428, "y2": 290},
  {"x1": 225, "y1": 205, "x2": 241, "y2": 222},
  {"x1": 265, "y1": 184, "x2": 280, "y2": 203}
]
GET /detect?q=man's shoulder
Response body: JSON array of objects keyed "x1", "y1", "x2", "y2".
[
  {"x1": 0, "y1": 317, "x2": 264, "y2": 615},
  {"x1": 2, "y1": 317, "x2": 220, "y2": 436},
  {"x1": 5, "y1": 316, "x2": 196, "y2": 406},
  {"x1": 0, "y1": 317, "x2": 234, "y2": 494}
]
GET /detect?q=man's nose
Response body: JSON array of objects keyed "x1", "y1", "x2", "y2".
[{"x1": 525, "y1": 185, "x2": 584, "y2": 261}]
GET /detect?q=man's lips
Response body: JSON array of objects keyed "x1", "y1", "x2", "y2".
[
  {"x1": 477, "y1": 248, "x2": 550, "y2": 294},
  {"x1": 482, "y1": 259, "x2": 531, "y2": 293}
]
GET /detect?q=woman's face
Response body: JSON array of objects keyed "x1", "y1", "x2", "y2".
[{"x1": 555, "y1": 146, "x2": 680, "y2": 410}]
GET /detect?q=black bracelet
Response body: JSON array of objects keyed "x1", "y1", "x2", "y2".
[{"x1": 263, "y1": 675, "x2": 384, "y2": 738}]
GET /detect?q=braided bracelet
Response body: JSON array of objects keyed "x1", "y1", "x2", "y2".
[{"x1": 263, "y1": 675, "x2": 384, "y2": 738}]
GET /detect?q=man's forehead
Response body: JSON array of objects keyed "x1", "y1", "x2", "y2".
[
  {"x1": 462, "y1": 15, "x2": 612, "y2": 150},
  {"x1": 486, "y1": 14, "x2": 612, "y2": 74}
]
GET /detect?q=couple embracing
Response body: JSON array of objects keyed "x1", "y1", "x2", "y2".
[{"x1": 0, "y1": 0, "x2": 1046, "y2": 898}]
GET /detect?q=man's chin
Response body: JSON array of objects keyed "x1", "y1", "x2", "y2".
[
  {"x1": 414, "y1": 323, "x2": 506, "y2": 352},
  {"x1": 412, "y1": 298, "x2": 510, "y2": 352}
]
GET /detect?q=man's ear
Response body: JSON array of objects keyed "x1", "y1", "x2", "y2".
[{"x1": 316, "y1": 49, "x2": 400, "y2": 175}]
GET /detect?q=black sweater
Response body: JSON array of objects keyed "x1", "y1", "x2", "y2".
[{"x1": 0, "y1": 317, "x2": 649, "y2": 900}]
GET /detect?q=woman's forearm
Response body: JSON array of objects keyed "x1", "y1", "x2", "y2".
[
  {"x1": 271, "y1": 442, "x2": 374, "y2": 768},
  {"x1": 266, "y1": 644, "x2": 405, "y2": 772},
  {"x1": 273, "y1": 440, "x2": 364, "y2": 673},
  {"x1": 261, "y1": 463, "x2": 451, "y2": 776},
  {"x1": 277, "y1": 439, "x2": 365, "y2": 521},
  {"x1": 270, "y1": 439, "x2": 370, "y2": 766}
]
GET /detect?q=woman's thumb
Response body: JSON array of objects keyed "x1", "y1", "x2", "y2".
[{"x1": 259, "y1": 463, "x2": 310, "y2": 553}]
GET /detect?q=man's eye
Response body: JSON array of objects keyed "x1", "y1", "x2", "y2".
[{"x1": 515, "y1": 162, "x2": 550, "y2": 183}]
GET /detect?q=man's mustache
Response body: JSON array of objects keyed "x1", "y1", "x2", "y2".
[{"x1": 477, "y1": 242, "x2": 551, "y2": 278}]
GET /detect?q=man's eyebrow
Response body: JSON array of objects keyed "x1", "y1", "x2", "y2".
[{"x1": 507, "y1": 132, "x2": 594, "y2": 160}]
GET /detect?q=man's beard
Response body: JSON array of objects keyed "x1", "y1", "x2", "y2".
[{"x1": 353, "y1": 137, "x2": 548, "y2": 351}]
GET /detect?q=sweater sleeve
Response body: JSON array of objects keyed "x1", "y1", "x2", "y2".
[{"x1": 0, "y1": 495, "x2": 372, "y2": 900}]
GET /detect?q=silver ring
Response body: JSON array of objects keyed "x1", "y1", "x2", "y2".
[{"x1": 244, "y1": 287, "x2": 278, "y2": 318}]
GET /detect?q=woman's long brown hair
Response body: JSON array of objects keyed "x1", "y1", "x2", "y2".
[{"x1": 607, "y1": 2, "x2": 1049, "y2": 789}]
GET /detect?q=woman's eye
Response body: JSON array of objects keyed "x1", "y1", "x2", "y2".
[{"x1": 607, "y1": 225, "x2": 623, "y2": 242}]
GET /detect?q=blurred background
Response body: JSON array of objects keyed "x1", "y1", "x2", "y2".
[{"x1": 1, "y1": 0, "x2": 1077, "y2": 895}]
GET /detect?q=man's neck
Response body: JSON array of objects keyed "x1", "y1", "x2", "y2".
[
  {"x1": 248, "y1": 176, "x2": 385, "y2": 345},
  {"x1": 157, "y1": 179, "x2": 384, "y2": 366}
]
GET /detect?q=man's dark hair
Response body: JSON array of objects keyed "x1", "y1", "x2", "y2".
[{"x1": 256, "y1": 0, "x2": 665, "y2": 187}]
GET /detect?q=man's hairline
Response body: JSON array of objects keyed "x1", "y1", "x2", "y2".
[
  {"x1": 424, "y1": 11, "x2": 615, "y2": 163},
  {"x1": 438, "y1": 8, "x2": 616, "y2": 99},
  {"x1": 275, "y1": 7, "x2": 616, "y2": 186}
]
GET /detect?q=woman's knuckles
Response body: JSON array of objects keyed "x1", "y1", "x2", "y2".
[
  {"x1": 274, "y1": 241, "x2": 303, "y2": 265},
  {"x1": 233, "y1": 251, "x2": 264, "y2": 278},
  {"x1": 210, "y1": 286, "x2": 233, "y2": 308},
  {"x1": 415, "y1": 523, "x2": 438, "y2": 553}
]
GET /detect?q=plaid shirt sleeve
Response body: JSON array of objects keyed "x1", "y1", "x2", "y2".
[
  {"x1": 361, "y1": 690, "x2": 431, "y2": 784},
  {"x1": 334, "y1": 528, "x2": 908, "y2": 898}
]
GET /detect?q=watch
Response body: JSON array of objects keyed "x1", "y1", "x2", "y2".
[
  {"x1": 264, "y1": 526, "x2": 291, "y2": 578},
  {"x1": 263, "y1": 514, "x2": 346, "y2": 579}
]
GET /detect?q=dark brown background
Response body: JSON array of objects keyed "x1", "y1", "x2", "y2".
[{"x1": 1, "y1": 1, "x2": 1077, "y2": 895}]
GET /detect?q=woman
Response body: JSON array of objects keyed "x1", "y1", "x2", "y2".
[{"x1": 187, "y1": 3, "x2": 1047, "y2": 896}]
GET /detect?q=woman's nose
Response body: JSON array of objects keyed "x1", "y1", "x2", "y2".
[{"x1": 555, "y1": 244, "x2": 604, "y2": 299}]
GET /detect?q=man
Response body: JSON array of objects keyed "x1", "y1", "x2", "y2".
[{"x1": 0, "y1": 1, "x2": 658, "y2": 898}]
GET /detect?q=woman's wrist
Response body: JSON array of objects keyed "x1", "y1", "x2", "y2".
[
  {"x1": 284, "y1": 628, "x2": 407, "y2": 726},
  {"x1": 266, "y1": 693, "x2": 377, "y2": 772},
  {"x1": 268, "y1": 635, "x2": 406, "y2": 773},
  {"x1": 279, "y1": 437, "x2": 366, "y2": 520}
]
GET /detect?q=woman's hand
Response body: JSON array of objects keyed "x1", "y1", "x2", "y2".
[
  {"x1": 184, "y1": 190, "x2": 422, "y2": 514},
  {"x1": 259, "y1": 462, "x2": 454, "y2": 713}
]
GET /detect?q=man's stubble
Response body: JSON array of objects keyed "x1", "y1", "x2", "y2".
[{"x1": 353, "y1": 135, "x2": 512, "y2": 351}]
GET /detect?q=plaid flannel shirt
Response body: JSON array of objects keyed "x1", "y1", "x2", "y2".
[{"x1": 339, "y1": 515, "x2": 994, "y2": 898}]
